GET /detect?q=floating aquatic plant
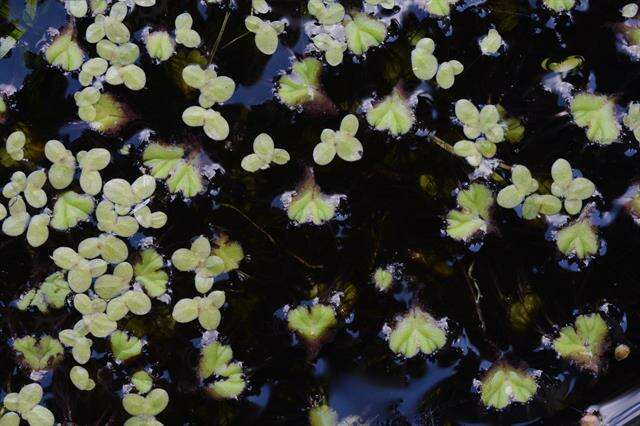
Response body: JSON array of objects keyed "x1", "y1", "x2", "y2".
[
  {"x1": 142, "y1": 144, "x2": 204, "y2": 197},
  {"x1": 453, "y1": 138, "x2": 498, "y2": 167},
  {"x1": 106, "y1": 289, "x2": 152, "y2": 321},
  {"x1": 623, "y1": 3, "x2": 639, "y2": 18},
  {"x1": 556, "y1": 219, "x2": 598, "y2": 259},
  {"x1": 277, "y1": 57, "x2": 324, "y2": 107},
  {"x1": 146, "y1": 31, "x2": 175, "y2": 62},
  {"x1": 212, "y1": 234, "x2": 244, "y2": 273},
  {"x1": 51, "y1": 191, "x2": 94, "y2": 230},
  {"x1": 77, "y1": 148, "x2": 111, "y2": 195},
  {"x1": 94, "y1": 262, "x2": 134, "y2": 298},
  {"x1": 0, "y1": 36, "x2": 16, "y2": 59},
  {"x1": 445, "y1": 183, "x2": 493, "y2": 241},
  {"x1": 411, "y1": 38, "x2": 438, "y2": 81},
  {"x1": 541, "y1": 55, "x2": 584, "y2": 73},
  {"x1": 366, "y1": 87, "x2": 414, "y2": 136},
  {"x1": 133, "y1": 249, "x2": 169, "y2": 297},
  {"x1": 182, "y1": 64, "x2": 235, "y2": 109},
  {"x1": 570, "y1": 93, "x2": 620, "y2": 145},
  {"x1": 344, "y1": 13, "x2": 387, "y2": 55},
  {"x1": 419, "y1": 0, "x2": 460, "y2": 16},
  {"x1": 73, "y1": 293, "x2": 118, "y2": 337},
  {"x1": 44, "y1": 139, "x2": 75, "y2": 190},
  {"x1": 543, "y1": 0, "x2": 575, "y2": 13},
  {"x1": 172, "y1": 291, "x2": 226, "y2": 330},
  {"x1": 287, "y1": 303, "x2": 337, "y2": 346},
  {"x1": 252, "y1": 0, "x2": 271, "y2": 14},
  {"x1": 105, "y1": 64, "x2": 147, "y2": 91},
  {"x1": 172, "y1": 236, "x2": 225, "y2": 293},
  {"x1": 388, "y1": 308, "x2": 446, "y2": 357},
  {"x1": 479, "y1": 29, "x2": 503, "y2": 56},
  {"x1": 70, "y1": 366, "x2": 96, "y2": 391},
  {"x1": 312, "y1": 34, "x2": 347, "y2": 67},
  {"x1": 309, "y1": 405, "x2": 339, "y2": 426},
  {"x1": 86, "y1": 2, "x2": 130, "y2": 44},
  {"x1": 313, "y1": 114, "x2": 363, "y2": 165},
  {"x1": 1, "y1": 383, "x2": 54, "y2": 426},
  {"x1": 245, "y1": 16, "x2": 286, "y2": 55},
  {"x1": 13, "y1": 335, "x2": 63, "y2": 371},
  {"x1": 307, "y1": 0, "x2": 345, "y2": 25},
  {"x1": 553, "y1": 313, "x2": 608, "y2": 372},
  {"x1": 623, "y1": 102, "x2": 640, "y2": 142},
  {"x1": 45, "y1": 30, "x2": 84, "y2": 71},
  {"x1": 122, "y1": 388, "x2": 169, "y2": 425},
  {"x1": 198, "y1": 342, "x2": 246, "y2": 399},
  {"x1": 182, "y1": 106, "x2": 229, "y2": 140},
  {"x1": 142, "y1": 143, "x2": 184, "y2": 178},
  {"x1": 480, "y1": 364, "x2": 538, "y2": 409},
  {"x1": 435, "y1": 60, "x2": 464, "y2": 89},
  {"x1": 455, "y1": 99, "x2": 504, "y2": 143},
  {"x1": 59, "y1": 326, "x2": 93, "y2": 364},
  {"x1": 6, "y1": 131, "x2": 25, "y2": 161},
  {"x1": 521, "y1": 194, "x2": 562, "y2": 219},
  {"x1": 550, "y1": 158, "x2": 595, "y2": 215},
  {"x1": 3, "y1": 170, "x2": 47, "y2": 208},
  {"x1": 131, "y1": 371, "x2": 153, "y2": 394},
  {"x1": 496, "y1": 165, "x2": 539, "y2": 209},
  {"x1": 78, "y1": 58, "x2": 109, "y2": 86},
  {"x1": 373, "y1": 267, "x2": 393, "y2": 291},
  {"x1": 241, "y1": 133, "x2": 290, "y2": 172},
  {"x1": 110, "y1": 330, "x2": 143, "y2": 361},
  {"x1": 74, "y1": 89, "x2": 126, "y2": 132},
  {"x1": 283, "y1": 169, "x2": 341, "y2": 225},
  {"x1": 17, "y1": 272, "x2": 70, "y2": 313},
  {"x1": 174, "y1": 13, "x2": 201, "y2": 48},
  {"x1": 96, "y1": 40, "x2": 140, "y2": 66}
]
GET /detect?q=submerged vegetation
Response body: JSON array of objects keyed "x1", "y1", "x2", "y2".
[{"x1": 0, "y1": 0, "x2": 639, "y2": 424}]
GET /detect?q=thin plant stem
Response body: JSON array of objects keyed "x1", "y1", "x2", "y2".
[
  {"x1": 209, "y1": 11, "x2": 231, "y2": 63},
  {"x1": 221, "y1": 31, "x2": 250, "y2": 50}
]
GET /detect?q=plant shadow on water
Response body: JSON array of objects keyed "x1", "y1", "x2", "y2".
[{"x1": 2, "y1": 0, "x2": 640, "y2": 424}]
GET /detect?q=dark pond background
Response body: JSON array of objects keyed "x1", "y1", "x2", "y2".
[{"x1": 2, "y1": 0, "x2": 640, "y2": 424}]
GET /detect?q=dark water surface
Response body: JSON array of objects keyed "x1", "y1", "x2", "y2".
[{"x1": 2, "y1": 0, "x2": 640, "y2": 424}]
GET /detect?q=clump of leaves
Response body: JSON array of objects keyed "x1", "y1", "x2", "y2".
[
  {"x1": 175, "y1": 12, "x2": 201, "y2": 48},
  {"x1": 59, "y1": 326, "x2": 93, "y2": 364},
  {"x1": 198, "y1": 342, "x2": 246, "y2": 399},
  {"x1": 553, "y1": 313, "x2": 608, "y2": 372},
  {"x1": 96, "y1": 40, "x2": 140, "y2": 66},
  {"x1": 543, "y1": 0, "x2": 575, "y2": 13},
  {"x1": 5, "y1": 131, "x2": 25, "y2": 161},
  {"x1": 344, "y1": 13, "x2": 387, "y2": 55},
  {"x1": 556, "y1": 219, "x2": 599, "y2": 259},
  {"x1": 388, "y1": 307, "x2": 446, "y2": 357},
  {"x1": 283, "y1": 169, "x2": 341, "y2": 225},
  {"x1": 366, "y1": 87, "x2": 415, "y2": 136},
  {"x1": 277, "y1": 57, "x2": 325, "y2": 108},
  {"x1": 496, "y1": 165, "x2": 539, "y2": 209},
  {"x1": 453, "y1": 138, "x2": 498, "y2": 167},
  {"x1": 245, "y1": 16, "x2": 285, "y2": 55},
  {"x1": 17, "y1": 272, "x2": 70, "y2": 313},
  {"x1": 1, "y1": 383, "x2": 55, "y2": 426},
  {"x1": 287, "y1": 303, "x2": 337, "y2": 346},
  {"x1": 134, "y1": 249, "x2": 169, "y2": 298},
  {"x1": 122, "y1": 388, "x2": 169, "y2": 425},
  {"x1": 309, "y1": 405, "x2": 339, "y2": 426},
  {"x1": 44, "y1": 139, "x2": 76, "y2": 190},
  {"x1": 212, "y1": 234, "x2": 244, "y2": 273},
  {"x1": 105, "y1": 64, "x2": 146, "y2": 91},
  {"x1": 142, "y1": 143, "x2": 204, "y2": 197},
  {"x1": 171, "y1": 236, "x2": 225, "y2": 293},
  {"x1": 146, "y1": 31, "x2": 175, "y2": 62},
  {"x1": 313, "y1": 114, "x2": 362, "y2": 165},
  {"x1": 79, "y1": 58, "x2": 109, "y2": 86},
  {"x1": 241, "y1": 133, "x2": 290, "y2": 172},
  {"x1": 307, "y1": 0, "x2": 345, "y2": 25},
  {"x1": 74, "y1": 88, "x2": 126, "y2": 132},
  {"x1": 570, "y1": 93, "x2": 620, "y2": 145},
  {"x1": 131, "y1": 371, "x2": 153, "y2": 394},
  {"x1": 172, "y1": 291, "x2": 226, "y2": 330},
  {"x1": 446, "y1": 183, "x2": 493, "y2": 241},
  {"x1": 418, "y1": 0, "x2": 460, "y2": 16},
  {"x1": 455, "y1": 99, "x2": 505, "y2": 143},
  {"x1": 480, "y1": 364, "x2": 538, "y2": 409},
  {"x1": 479, "y1": 29, "x2": 503, "y2": 55},
  {"x1": 182, "y1": 64, "x2": 235, "y2": 109},
  {"x1": 3, "y1": 170, "x2": 47, "y2": 208},
  {"x1": 550, "y1": 158, "x2": 595, "y2": 215},
  {"x1": 13, "y1": 335, "x2": 63, "y2": 371},
  {"x1": 86, "y1": 1, "x2": 130, "y2": 44},
  {"x1": 312, "y1": 34, "x2": 347, "y2": 67},
  {"x1": 110, "y1": 330, "x2": 143, "y2": 361},
  {"x1": 51, "y1": 191, "x2": 95, "y2": 230},
  {"x1": 73, "y1": 293, "x2": 118, "y2": 337},
  {"x1": 45, "y1": 29, "x2": 84, "y2": 71}
]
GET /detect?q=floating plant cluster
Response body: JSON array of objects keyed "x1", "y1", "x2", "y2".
[{"x1": 1, "y1": 0, "x2": 640, "y2": 423}]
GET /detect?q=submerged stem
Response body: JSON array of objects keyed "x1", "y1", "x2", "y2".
[
  {"x1": 429, "y1": 133, "x2": 512, "y2": 171},
  {"x1": 221, "y1": 31, "x2": 250, "y2": 50},
  {"x1": 209, "y1": 11, "x2": 231, "y2": 63},
  {"x1": 219, "y1": 202, "x2": 324, "y2": 270}
]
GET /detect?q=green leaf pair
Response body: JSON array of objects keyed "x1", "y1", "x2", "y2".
[
  {"x1": 550, "y1": 158, "x2": 596, "y2": 215},
  {"x1": 496, "y1": 165, "x2": 539, "y2": 209},
  {"x1": 172, "y1": 291, "x2": 226, "y2": 330},
  {"x1": 85, "y1": 2, "x2": 130, "y2": 44},
  {"x1": 307, "y1": 0, "x2": 345, "y2": 25},
  {"x1": 182, "y1": 105, "x2": 230, "y2": 141},
  {"x1": 1, "y1": 383, "x2": 55, "y2": 426},
  {"x1": 455, "y1": 99, "x2": 505, "y2": 142},
  {"x1": 172, "y1": 236, "x2": 226, "y2": 293},
  {"x1": 245, "y1": 16, "x2": 285, "y2": 55},
  {"x1": 182, "y1": 64, "x2": 236, "y2": 109},
  {"x1": 175, "y1": 13, "x2": 202, "y2": 48}
]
